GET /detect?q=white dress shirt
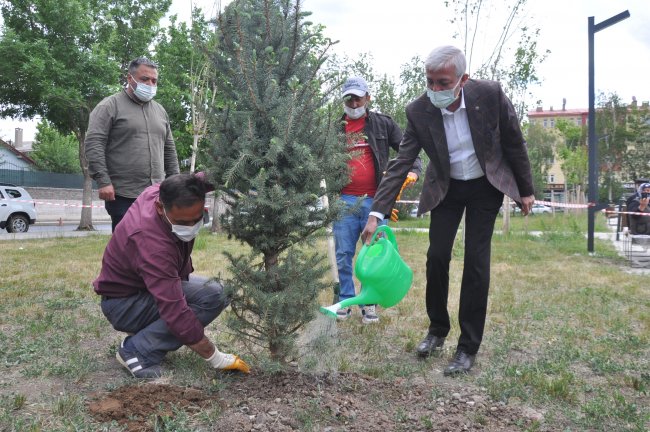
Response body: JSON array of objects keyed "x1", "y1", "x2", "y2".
[{"x1": 441, "y1": 91, "x2": 484, "y2": 180}]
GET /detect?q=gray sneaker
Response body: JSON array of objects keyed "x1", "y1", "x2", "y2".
[
  {"x1": 362, "y1": 305, "x2": 379, "y2": 324},
  {"x1": 116, "y1": 340, "x2": 162, "y2": 379},
  {"x1": 336, "y1": 308, "x2": 352, "y2": 320}
]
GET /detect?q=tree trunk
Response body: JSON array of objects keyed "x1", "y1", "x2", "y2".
[
  {"x1": 210, "y1": 191, "x2": 225, "y2": 233},
  {"x1": 190, "y1": 134, "x2": 199, "y2": 173},
  {"x1": 77, "y1": 131, "x2": 94, "y2": 231},
  {"x1": 502, "y1": 196, "x2": 511, "y2": 234}
]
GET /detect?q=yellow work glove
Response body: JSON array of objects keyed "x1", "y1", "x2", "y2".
[
  {"x1": 395, "y1": 174, "x2": 417, "y2": 201},
  {"x1": 206, "y1": 350, "x2": 251, "y2": 374},
  {"x1": 391, "y1": 174, "x2": 418, "y2": 222}
]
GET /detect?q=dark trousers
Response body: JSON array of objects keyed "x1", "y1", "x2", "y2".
[
  {"x1": 104, "y1": 195, "x2": 137, "y2": 232},
  {"x1": 425, "y1": 176, "x2": 503, "y2": 355},
  {"x1": 100, "y1": 276, "x2": 229, "y2": 367}
]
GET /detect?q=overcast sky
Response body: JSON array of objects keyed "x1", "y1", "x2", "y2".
[{"x1": 2, "y1": 0, "x2": 648, "y2": 142}]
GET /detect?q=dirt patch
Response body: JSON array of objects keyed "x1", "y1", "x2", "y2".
[
  {"x1": 88, "y1": 383, "x2": 218, "y2": 431},
  {"x1": 87, "y1": 371, "x2": 539, "y2": 431}
]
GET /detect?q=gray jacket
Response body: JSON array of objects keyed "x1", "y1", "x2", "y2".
[{"x1": 85, "y1": 90, "x2": 180, "y2": 198}]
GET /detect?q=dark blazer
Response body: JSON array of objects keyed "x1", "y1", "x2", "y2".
[{"x1": 371, "y1": 79, "x2": 534, "y2": 216}]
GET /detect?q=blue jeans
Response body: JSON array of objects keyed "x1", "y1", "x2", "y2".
[
  {"x1": 333, "y1": 194, "x2": 385, "y2": 302},
  {"x1": 100, "y1": 275, "x2": 229, "y2": 368}
]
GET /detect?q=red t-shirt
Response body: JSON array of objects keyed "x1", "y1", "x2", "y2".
[{"x1": 341, "y1": 116, "x2": 377, "y2": 197}]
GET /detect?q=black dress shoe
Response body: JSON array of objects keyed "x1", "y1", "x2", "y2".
[
  {"x1": 444, "y1": 350, "x2": 476, "y2": 376},
  {"x1": 416, "y1": 333, "x2": 445, "y2": 358}
]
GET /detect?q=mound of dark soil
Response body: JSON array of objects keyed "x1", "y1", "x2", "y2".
[{"x1": 88, "y1": 371, "x2": 538, "y2": 431}]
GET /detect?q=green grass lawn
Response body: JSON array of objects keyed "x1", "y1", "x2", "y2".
[
  {"x1": 393, "y1": 210, "x2": 611, "y2": 232},
  {"x1": 0, "y1": 212, "x2": 647, "y2": 431}
]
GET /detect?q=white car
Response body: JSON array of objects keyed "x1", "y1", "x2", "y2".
[
  {"x1": 0, "y1": 183, "x2": 37, "y2": 233},
  {"x1": 530, "y1": 204, "x2": 552, "y2": 214}
]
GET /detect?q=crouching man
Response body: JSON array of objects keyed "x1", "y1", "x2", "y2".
[{"x1": 93, "y1": 173, "x2": 249, "y2": 378}]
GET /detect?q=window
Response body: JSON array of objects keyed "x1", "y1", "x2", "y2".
[
  {"x1": 549, "y1": 175, "x2": 555, "y2": 183},
  {"x1": 550, "y1": 119, "x2": 555, "y2": 128},
  {"x1": 5, "y1": 189, "x2": 22, "y2": 198},
  {"x1": 543, "y1": 119, "x2": 548, "y2": 127}
]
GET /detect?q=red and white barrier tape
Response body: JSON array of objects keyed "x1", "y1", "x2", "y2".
[
  {"x1": 1, "y1": 197, "x2": 602, "y2": 212},
  {"x1": 0, "y1": 198, "x2": 105, "y2": 209},
  {"x1": 533, "y1": 200, "x2": 592, "y2": 209},
  {"x1": 603, "y1": 209, "x2": 650, "y2": 217}
]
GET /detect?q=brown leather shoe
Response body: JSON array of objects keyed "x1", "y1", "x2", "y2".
[
  {"x1": 444, "y1": 350, "x2": 476, "y2": 376},
  {"x1": 416, "y1": 333, "x2": 445, "y2": 358}
]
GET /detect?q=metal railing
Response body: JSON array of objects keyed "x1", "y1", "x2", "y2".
[{"x1": 0, "y1": 167, "x2": 96, "y2": 189}]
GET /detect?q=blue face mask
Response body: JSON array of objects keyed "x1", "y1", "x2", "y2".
[
  {"x1": 129, "y1": 76, "x2": 157, "y2": 102},
  {"x1": 427, "y1": 75, "x2": 463, "y2": 109}
]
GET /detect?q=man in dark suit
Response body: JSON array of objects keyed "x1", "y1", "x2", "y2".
[{"x1": 361, "y1": 45, "x2": 535, "y2": 376}]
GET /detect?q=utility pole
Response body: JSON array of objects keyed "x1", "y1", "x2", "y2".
[{"x1": 587, "y1": 10, "x2": 630, "y2": 252}]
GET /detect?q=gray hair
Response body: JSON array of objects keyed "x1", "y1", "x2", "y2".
[
  {"x1": 128, "y1": 57, "x2": 158, "y2": 74},
  {"x1": 424, "y1": 46, "x2": 466, "y2": 78}
]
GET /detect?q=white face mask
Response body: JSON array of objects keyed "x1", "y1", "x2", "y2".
[
  {"x1": 163, "y1": 208, "x2": 202, "y2": 242},
  {"x1": 130, "y1": 76, "x2": 157, "y2": 102},
  {"x1": 344, "y1": 105, "x2": 366, "y2": 119},
  {"x1": 427, "y1": 75, "x2": 463, "y2": 109}
]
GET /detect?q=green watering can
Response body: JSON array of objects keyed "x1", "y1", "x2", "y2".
[{"x1": 320, "y1": 225, "x2": 413, "y2": 318}]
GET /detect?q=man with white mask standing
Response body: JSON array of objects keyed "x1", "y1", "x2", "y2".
[
  {"x1": 86, "y1": 57, "x2": 180, "y2": 232},
  {"x1": 94, "y1": 173, "x2": 250, "y2": 379},
  {"x1": 361, "y1": 45, "x2": 534, "y2": 375},
  {"x1": 334, "y1": 76, "x2": 421, "y2": 323}
]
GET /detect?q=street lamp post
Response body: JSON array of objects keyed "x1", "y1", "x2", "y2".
[{"x1": 587, "y1": 10, "x2": 630, "y2": 253}]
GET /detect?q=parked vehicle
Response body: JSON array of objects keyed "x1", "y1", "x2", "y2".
[
  {"x1": 531, "y1": 204, "x2": 552, "y2": 214},
  {"x1": 0, "y1": 183, "x2": 37, "y2": 233}
]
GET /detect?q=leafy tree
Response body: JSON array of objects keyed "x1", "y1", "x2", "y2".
[
  {"x1": 325, "y1": 52, "x2": 424, "y2": 130},
  {"x1": 622, "y1": 101, "x2": 650, "y2": 182},
  {"x1": 446, "y1": 0, "x2": 549, "y2": 120},
  {"x1": 596, "y1": 92, "x2": 634, "y2": 202},
  {"x1": 0, "y1": 0, "x2": 171, "y2": 229},
  {"x1": 556, "y1": 119, "x2": 588, "y2": 204},
  {"x1": 555, "y1": 118, "x2": 585, "y2": 150},
  {"x1": 155, "y1": 6, "x2": 219, "y2": 170},
  {"x1": 523, "y1": 122, "x2": 555, "y2": 196},
  {"x1": 31, "y1": 120, "x2": 81, "y2": 173},
  {"x1": 209, "y1": 0, "x2": 349, "y2": 361}
]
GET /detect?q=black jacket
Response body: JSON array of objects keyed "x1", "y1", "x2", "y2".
[
  {"x1": 628, "y1": 196, "x2": 650, "y2": 234},
  {"x1": 340, "y1": 110, "x2": 422, "y2": 189}
]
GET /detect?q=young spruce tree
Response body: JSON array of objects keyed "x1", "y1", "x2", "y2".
[{"x1": 209, "y1": 0, "x2": 349, "y2": 362}]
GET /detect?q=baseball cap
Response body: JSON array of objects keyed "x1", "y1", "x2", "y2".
[{"x1": 342, "y1": 76, "x2": 369, "y2": 97}]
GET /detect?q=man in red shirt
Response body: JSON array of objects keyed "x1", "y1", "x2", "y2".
[
  {"x1": 94, "y1": 173, "x2": 249, "y2": 378},
  {"x1": 334, "y1": 76, "x2": 421, "y2": 323}
]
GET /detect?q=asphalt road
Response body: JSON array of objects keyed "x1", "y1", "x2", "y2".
[
  {"x1": 30, "y1": 223, "x2": 112, "y2": 233},
  {"x1": 0, "y1": 222, "x2": 112, "y2": 240}
]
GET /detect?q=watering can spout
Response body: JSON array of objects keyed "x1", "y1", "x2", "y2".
[
  {"x1": 319, "y1": 225, "x2": 413, "y2": 318},
  {"x1": 319, "y1": 304, "x2": 340, "y2": 319}
]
